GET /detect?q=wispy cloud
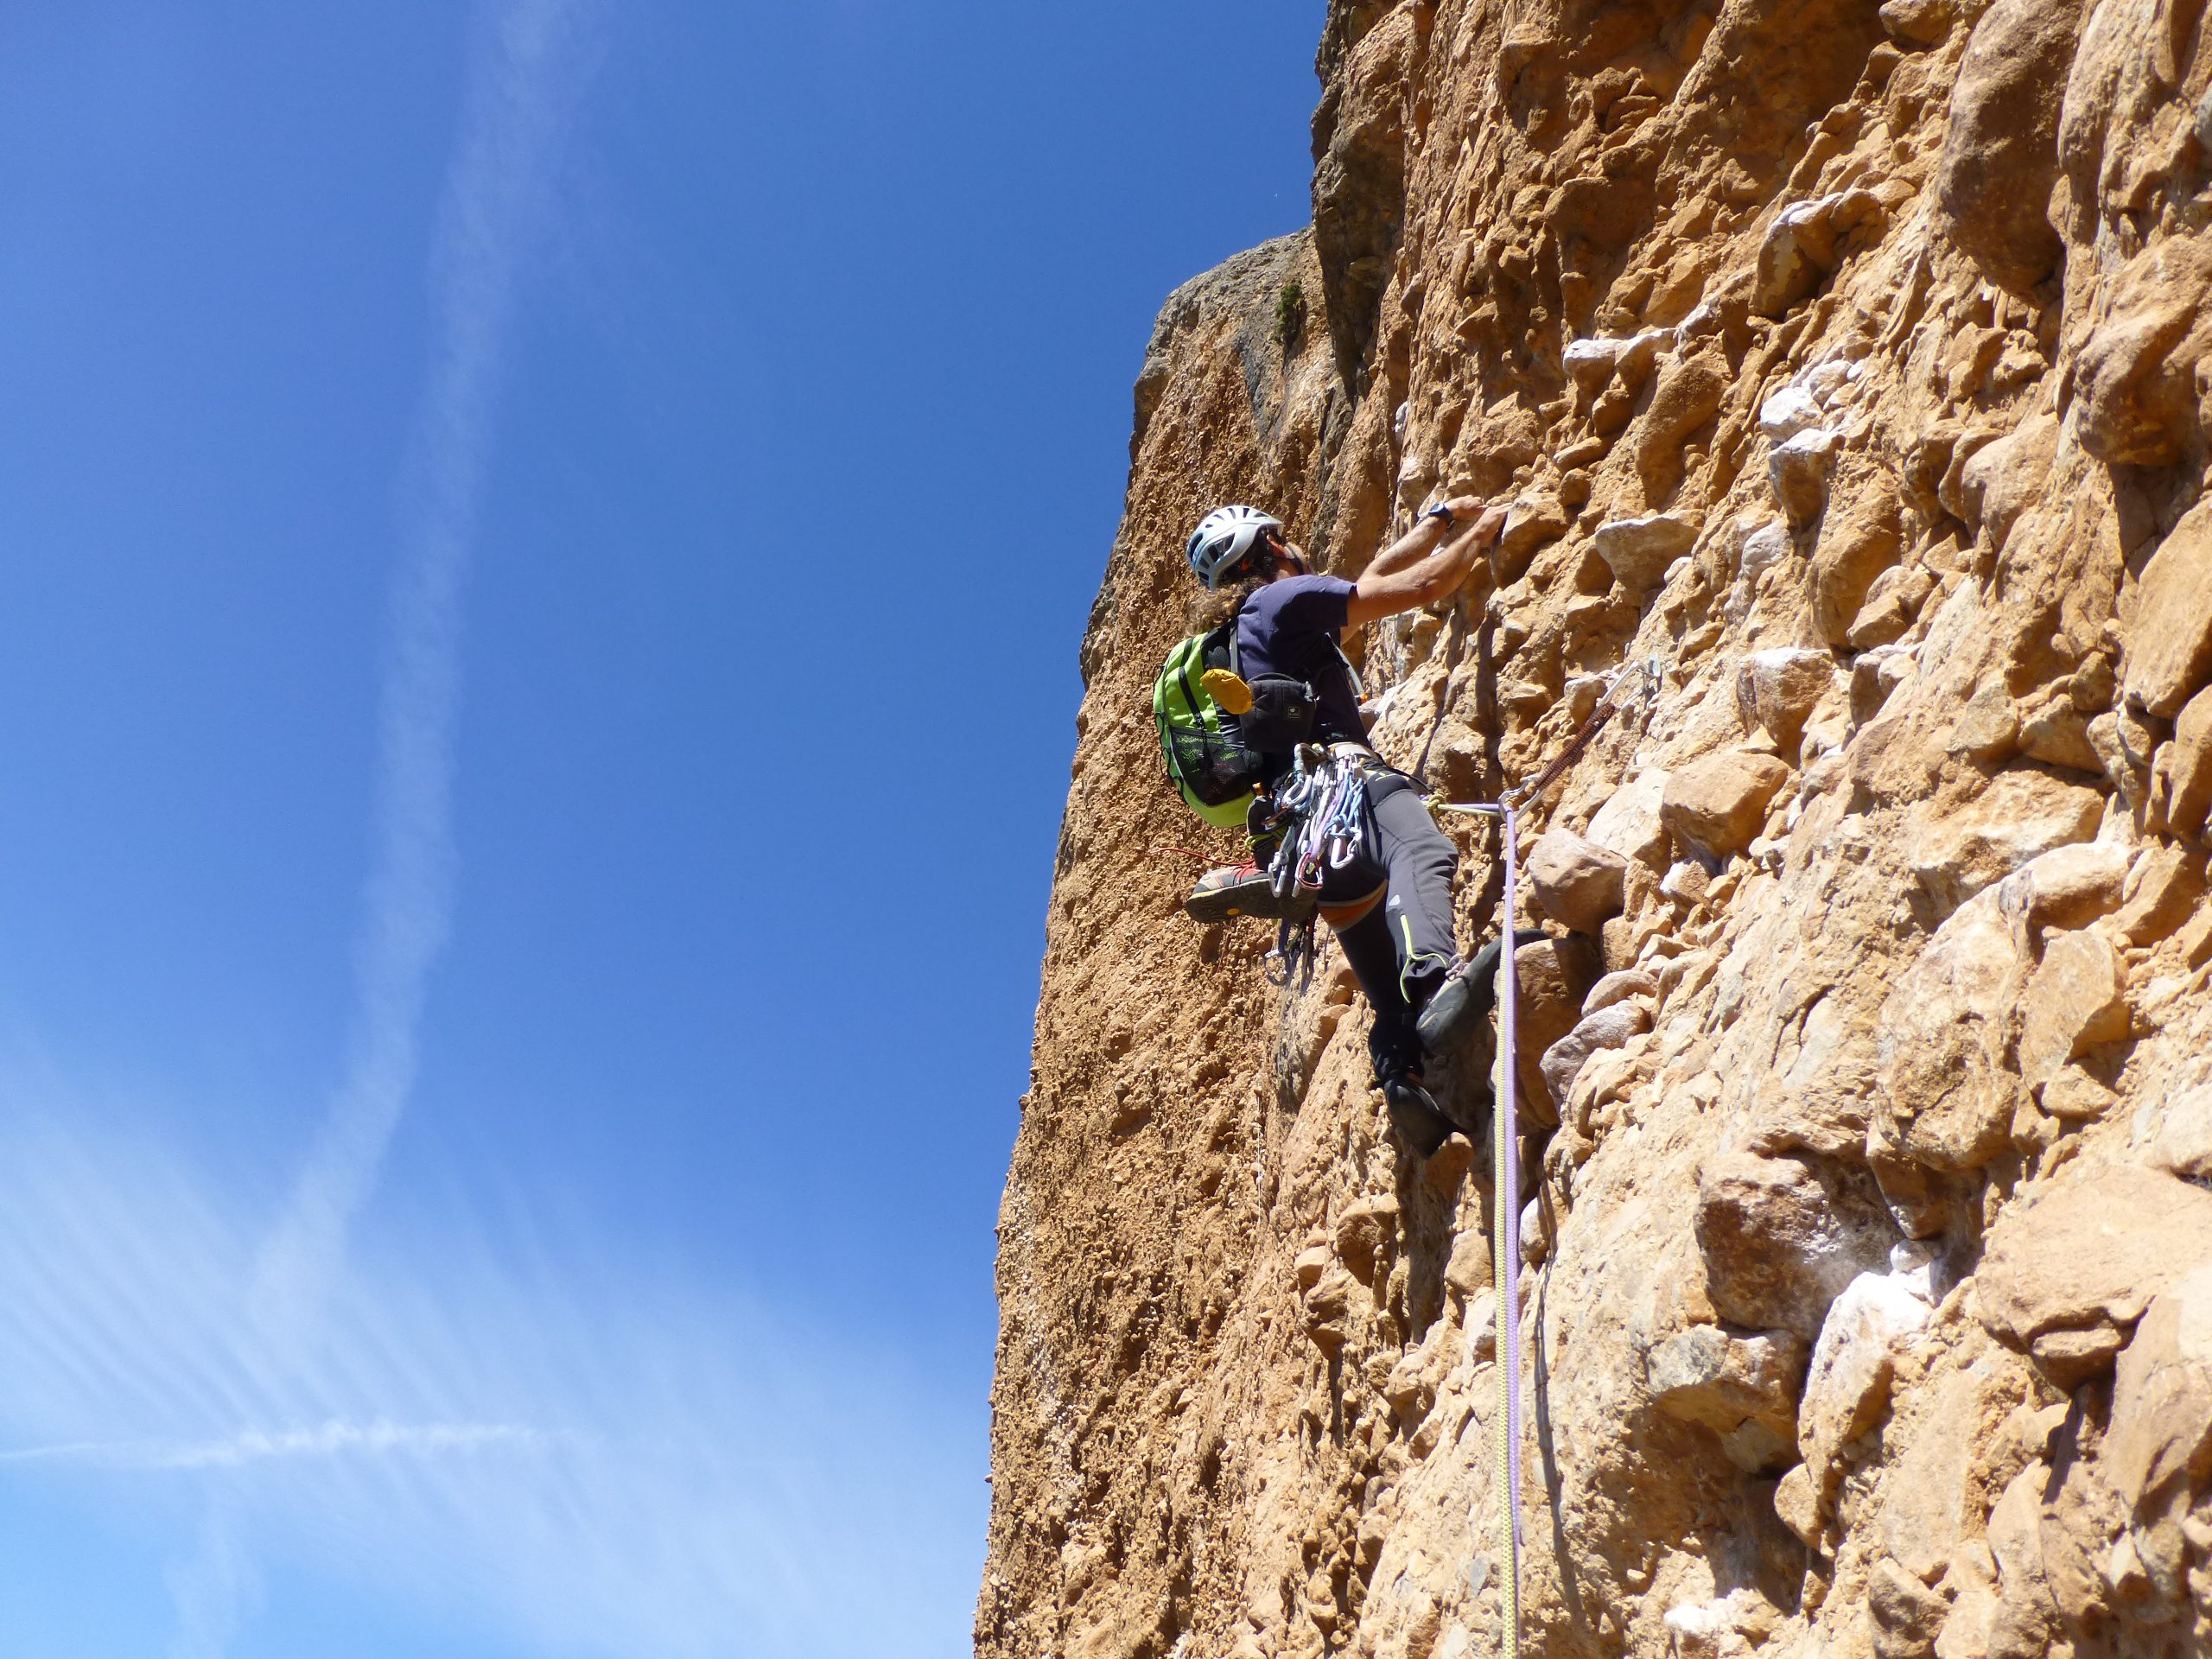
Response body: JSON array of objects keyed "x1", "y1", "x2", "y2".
[
  {"x1": 251, "y1": 0, "x2": 604, "y2": 1332},
  {"x1": 0, "y1": 1108, "x2": 985, "y2": 1659},
  {"x1": 1, "y1": 1419, "x2": 550, "y2": 1471}
]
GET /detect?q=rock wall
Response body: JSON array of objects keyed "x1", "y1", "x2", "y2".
[{"x1": 978, "y1": 3, "x2": 2212, "y2": 1656}]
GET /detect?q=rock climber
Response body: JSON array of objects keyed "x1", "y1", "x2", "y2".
[{"x1": 1179, "y1": 499, "x2": 1531, "y2": 1156}]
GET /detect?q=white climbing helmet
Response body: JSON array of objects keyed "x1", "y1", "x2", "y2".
[{"x1": 1185, "y1": 505, "x2": 1286, "y2": 590}]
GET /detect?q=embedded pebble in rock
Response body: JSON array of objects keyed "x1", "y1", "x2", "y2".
[
  {"x1": 1512, "y1": 936, "x2": 1601, "y2": 1123},
  {"x1": 1563, "y1": 337, "x2": 1620, "y2": 400},
  {"x1": 1796, "y1": 1269, "x2": 1932, "y2": 1508},
  {"x1": 1904, "y1": 771, "x2": 2105, "y2": 915},
  {"x1": 1961, "y1": 414, "x2": 2058, "y2": 554},
  {"x1": 2016, "y1": 930, "x2": 2130, "y2": 1091},
  {"x1": 1333, "y1": 1195, "x2": 1399, "y2": 1285},
  {"x1": 1993, "y1": 840, "x2": 2129, "y2": 948},
  {"x1": 1867, "y1": 1558, "x2": 1948, "y2": 1659},
  {"x1": 2164, "y1": 684, "x2": 2212, "y2": 841},
  {"x1": 1592, "y1": 514, "x2": 1699, "y2": 590},
  {"x1": 2041, "y1": 1065, "x2": 2117, "y2": 1122},
  {"x1": 2145, "y1": 1085, "x2": 2212, "y2": 1182},
  {"x1": 1768, "y1": 429, "x2": 1840, "y2": 526},
  {"x1": 1846, "y1": 563, "x2": 1932, "y2": 649},
  {"x1": 1757, "y1": 385, "x2": 1825, "y2": 446},
  {"x1": 1525, "y1": 829, "x2": 1629, "y2": 934},
  {"x1": 1496, "y1": 493, "x2": 1569, "y2": 579},
  {"x1": 2106, "y1": 1263, "x2": 2212, "y2": 1538},
  {"x1": 1694, "y1": 1150, "x2": 1894, "y2": 1339},
  {"x1": 1947, "y1": 684, "x2": 2021, "y2": 762},
  {"x1": 1977, "y1": 1169, "x2": 2212, "y2": 1388},
  {"x1": 1610, "y1": 329, "x2": 1667, "y2": 390},
  {"x1": 1735, "y1": 648, "x2": 1834, "y2": 751},
  {"x1": 1808, "y1": 461, "x2": 1903, "y2": 644},
  {"x1": 1586, "y1": 769, "x2": 1673, "y2": 870},
  {"x1": 1880, "y1": 0, "x2": 1955, "y2": 44},
  {"x1": 2116, "y1": 843, "x2": 2209, "y2": 944},
  {"x1": 1736, "y1": 520, "x2": 1792, "y2": 581},
  {"x1": 2125, "y1": 504, "x2": 2212, "y2": 718},
  {"x1": 1874, "y1": 890, "x2": 2024, "y2": 1176},
  {"x1": 978, "y1": 5, "x2": 2212, "y2": 1656},
  {"x1": 1582, "y1": 969, "x2": 1657, "y2": 1017},
  {"x1": 1753, "y1": 197, "x2": 1852, "y2": 319},
  {"x1": 1660, "y1": 751, "x2": 1791, "y2": 859},
  {"x1": 1660, "y1": 859, "x2": 1713, "y2": 906},
  {"x1": 1539, "y1": 1001, "x2": 1649, "y2": 1103},
  {"x1": 1644, "y1": 1325, "x2": 1804, "y2": 1471},
  {"x1": 1933, "y1": 0, "x2": 2085, "y2": 293}
]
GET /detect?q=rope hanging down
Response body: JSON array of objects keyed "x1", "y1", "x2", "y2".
[
  {"x1": 1432, "y1": 658, "x2": 1658, "y2": 1659},
  {"x1": 1433, "y1": 795, "x2": 1523, "y2": 1658}
]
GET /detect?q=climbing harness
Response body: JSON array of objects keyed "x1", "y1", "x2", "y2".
[
  {"x1": 1257, "y1": 743, "x2": 1391, "y2": 986},
  {"x1": 1431, "y1": 658, "x2": 1660, "y2": 1659},
  {"x1": 1274, "y1": 747, "x2": 1376, "y2": 895}
]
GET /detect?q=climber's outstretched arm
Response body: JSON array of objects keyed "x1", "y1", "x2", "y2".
[
  {"x1": 1345, "y1": 505, "x2": 1507, "y2": 629},
  {"x1": 1361, "y1": 496, "x2": 1482, "y2": 579}
]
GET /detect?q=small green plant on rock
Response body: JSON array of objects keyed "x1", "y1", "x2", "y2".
[{"x1": 1274, "y1": 279, "x2": 1307, "y2": 353}]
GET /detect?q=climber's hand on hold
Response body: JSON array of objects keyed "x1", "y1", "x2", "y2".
[
  {"x1": 1347, "y1": 506, "x2": 1497, "y2": 628},
  {"x1": 1363, "y1": 495, "x2": 1485, "y2": 582}
]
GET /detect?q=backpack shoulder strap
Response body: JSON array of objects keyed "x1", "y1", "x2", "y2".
[{"x1": 1200, "y1": 617, "x2": 1242, "y2": 677}]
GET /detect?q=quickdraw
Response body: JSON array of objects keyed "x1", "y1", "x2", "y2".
[
  {"x1": 1264, "y1": 746, "x2": 1367, "y2": 888},
  {"x1": 1257, "y1": 743, "x2": 1386, "y2": 986}
]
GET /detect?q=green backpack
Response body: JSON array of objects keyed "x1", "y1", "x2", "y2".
[{"x1": 1153, "y1": 622, "x2": 1266, "y2": 829}]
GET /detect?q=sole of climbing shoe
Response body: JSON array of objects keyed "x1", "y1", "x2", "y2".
[
  {"x1": 1383, "y1": 1076, "x2": 1454, "y2": 1159},
  {"x1": 1185, "y1": 873, "x2": 1313, "y2": 925},
  {"x1": 1414, "y1": 971, "x2": 1478, "y2": 1057}
]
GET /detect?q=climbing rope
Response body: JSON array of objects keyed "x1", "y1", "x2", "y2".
[
  {"x1": 1497, "y1": 804, "x2": 1524, "y2": 1656},
  {"x1": 1429, "y1": 661, "x2": 1660, "y2": 1656},
  {"x1": 1440, "y1": 798, "x2": 1522, "y2": 1659}
]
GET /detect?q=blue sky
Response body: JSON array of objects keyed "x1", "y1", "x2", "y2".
[{"x1": 0, "y1": 3, "x2": 1319, "y2": 1655}]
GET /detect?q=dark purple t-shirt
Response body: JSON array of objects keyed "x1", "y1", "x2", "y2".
[{"x1": 1235, "y1": 574, "x2": 1366, "y2": 749}]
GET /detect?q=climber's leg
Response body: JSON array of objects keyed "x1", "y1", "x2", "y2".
[
  {"x1": 1370, "y1": 779, "x2": 1460, "y2": 1008},
  {"x1": 1330, "y1": 891, "x2": 1406, "y2": 1038},
  {"x1": 1325, "y1": 894, "x2": 1453, "y2": 1154}
]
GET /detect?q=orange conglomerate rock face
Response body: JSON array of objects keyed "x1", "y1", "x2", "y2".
[{"x1": 978, "y1": 3, "x2": 2212, "y2": 1656}]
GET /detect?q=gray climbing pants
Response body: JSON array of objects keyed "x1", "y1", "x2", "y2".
[{"x1": 1331, "y1": 773, "x2": 1458, "y2": 1078}]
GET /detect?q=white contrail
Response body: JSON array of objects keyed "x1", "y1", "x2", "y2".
[
  {"x1": 193, "y1": 4, "x2": 601, "y2": 1650},
  {"x1": 251, "y1": 0, "x2": 602, "y2": 1331},
  {"x1": 0, "y1": 1419, "x2": 550, "y2": 1471}
]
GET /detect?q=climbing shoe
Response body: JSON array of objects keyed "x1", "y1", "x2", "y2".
[
  {"x1": 1382, "y1": 1073, "x2": 1454, "y2": 1159},
  {"x1": 1414, "y1": 928, "x2": 1548, "y2": 1058},
  {"x1": 1369, "y1": 1009, "x2": 1425, "y2": 1087},
  {"x1": 1185, "y1": 862, "x2": 1313, "y2": 925}
]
